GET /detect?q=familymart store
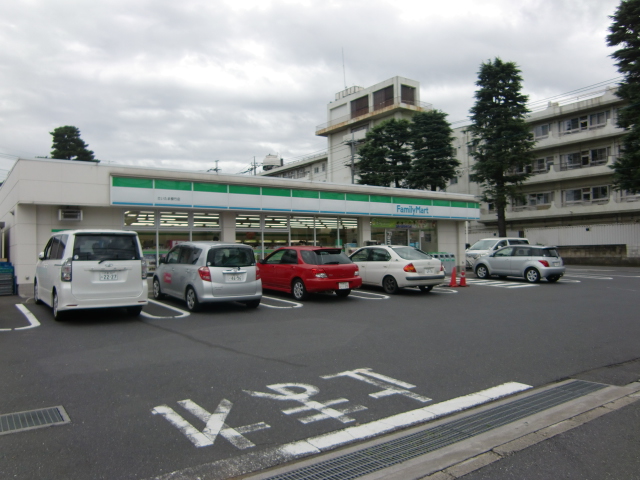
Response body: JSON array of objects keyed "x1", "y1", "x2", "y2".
[{"x1": 0, "y1": 158, "x2": 479, "y2": 295}]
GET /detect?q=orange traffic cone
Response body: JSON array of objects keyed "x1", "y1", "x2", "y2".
[
  {"x1": 448, "y1": 266, "x2": 458, "y2": 287},
  {"x1": 458, "y1": 268, "x2": 468, "y2": 287}
]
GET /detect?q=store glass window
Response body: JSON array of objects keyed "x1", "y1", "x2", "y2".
[
  {"x1": 193, "y1": 212, "x2": 220, "y2": 229},
  {"x1": 264, "y1": 215, "x2": 289, "y2": 230},
  {"x1": 124, "y1": 210, "x2": 155, "y2": 228},
  {"x1": 290, "y1": 216, "x2": 316, "y2": 246},
  {"x1": 159, "y1": 211, "x2": 189, "y2": 227},
  {"x1": 236, "y1": 214, "x2": 261, "y2": 229}
]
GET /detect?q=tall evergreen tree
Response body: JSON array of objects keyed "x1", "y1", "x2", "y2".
[
  {"x1": 467, "y1": 58, "x2": 536, "y2": 236},
  {"x1": 356, "y1": 118, "x2": 412, "y2": 188},
  {"x1": 406, "y1": 110, "x2": 459, "y2": 191},
  {"x1": 607, "y1": 0, "x2": 640, "y2": 193},
  {"x1": 50, "y1": 126, "x2": 96, "y2": 161}
]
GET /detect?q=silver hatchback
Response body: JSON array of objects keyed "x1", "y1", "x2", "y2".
[
  {"x1": 152, "y1": 242, "x2": 262, "y2": 311},
  {"x1": 474, "y1": 245, "x2": 565, "y2": 283}
]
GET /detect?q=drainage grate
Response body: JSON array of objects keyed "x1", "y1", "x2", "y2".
[
  {"x1": 265, "y1": 380, "x2": 606, "y2": 480},
  {"x1": 0, "y1": 406, "x2": 70, "y2": 435}
]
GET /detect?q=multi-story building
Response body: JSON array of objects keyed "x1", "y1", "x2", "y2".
[
  {"x1": 448, "y1": 86, "x2": 640, "y2": 262},
  {"x1": 264, "y1": 76, "x2": 431, "y2": 184}
]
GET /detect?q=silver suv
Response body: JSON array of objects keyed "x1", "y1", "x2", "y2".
[
  {"x1": 466, "y1": 237, "x2": 530, "y2": 268},
  {"x1": 473, "y1": 245, "x2": 565, "y2": 283},
  {"x1": 153, "y1": 242, "x2": 262, "y2": 311},
  {"x1": 35, "y1": 230, "x2": 149, "y2": 320}
]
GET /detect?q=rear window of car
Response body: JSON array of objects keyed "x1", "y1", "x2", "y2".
[
  {"x1": 207, "y1": 247, "x2": 255, "y2": 267},
  {"x1": 300, "y1": 249, "x2": 352, "y2": 265},
  {"x1": 468, "y1": 239, "x2": 497, "y2": 250},
  {"x1": 390, "y1": 246, "x2": 433, "y2": 260},
  {"x1": 509, "y1": 239, "x2": 530, "y2": 246},
  {"x1": 538, "y1": 248, "x2": 560, "y2": 257},
  {"x1": 72, "y1": 234, "x2": 141, "y2": 261}
]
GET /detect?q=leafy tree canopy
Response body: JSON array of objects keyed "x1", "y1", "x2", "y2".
[
  {"x1": 50, "y1": 126, "x2": 96, "y2": 161},
  {"x1": 356, "y1": 111, "x2": 459, "y2": 190},
  {"x1": 607, "y1": 0, "x2": 640, "y2": 193},
  {"x1": 467, "y1": 58, "x2": 536, "y2": 236}
]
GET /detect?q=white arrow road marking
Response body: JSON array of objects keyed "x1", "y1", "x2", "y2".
[{"x1": 140, "y1": 299, "x2": 190, "y2": 319}]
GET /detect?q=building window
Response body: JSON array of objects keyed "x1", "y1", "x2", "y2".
[
  {"x1": 401, "y1": 85, "x2": 416, "y2": 105},
  {"x1": 561, "y1": 147, "x2": 610, "y2": 170},
  {"x1": 564, "y1": 186, "x2": 609, "y2": 205},
  {"x1": 373, "y1": 86, "x2": 394, "y2": 110},
  {"x1": 314, "y1": 166, "x2": 319, "y2": 174},
  {"x1": 560, "y1": 110, "x2": 610, "y2": 134},
  {"x1": 351, "y1": 96, "x2": 369, "y2": 119},
  {"x1": 322, "y1": 164, "x2": 326, "y2": 172},
  {"x1": 533, "y1": 124, "x2": 549, "y2": 139},
  {"x1": 450, "y1": 176, "x2": 458, "y2": 185},
  {"x1": 124, "y1": 210, "x2": 156, "y2": 228}
]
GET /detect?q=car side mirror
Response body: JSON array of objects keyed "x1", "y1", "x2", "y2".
[
  {"x1": 38, "y1": 252, "x2": 45, "y2": 260},
  {"x1": 259, "y1": 259, "x2": 266, "y2": 264},
  {"x1": 159, "y1": 257, "x2": 167, "y2": 264}
]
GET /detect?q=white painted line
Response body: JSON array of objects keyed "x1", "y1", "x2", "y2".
[
  {"x1": 260, "y1": 296, "x2": 303, "y2": 309},
  {"x1": 14, "y1": 305, "x2": 41, "y2": 330},
  {"x1": 432, "y1": 287, "x2": 459, "y2": 294},
  {"x1": 506, "y1": 284, "x2": 539, "y2": 288},
  {"x1": 157, "y1": 381, "x2": 532, "y2": 479},
  {"x1": 559, "y1": 279, "x2": 581, "y2": 283},
  {"x1": 350, "y1": 291, "x2": 389, "y2": 300},
  {"x1": 563, "y1": 274, "x2": 613, "y2": 280},
  {"x1": 140, "y1": 299, "x2": 190, "y2": 319}
]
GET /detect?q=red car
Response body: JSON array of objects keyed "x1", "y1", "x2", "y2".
[{"x1": 259, "y1": 246, "x2": 362, "y2": 300}]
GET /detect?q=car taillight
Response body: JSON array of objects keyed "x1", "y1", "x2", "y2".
[
  {"x1": 403, "y1": 263, "x2": 417, "y2": 273},
  {"x1": 440, "y1": 264, "x2": 445, "y2": 272},
  {"x1": 255, "y1": 264, "x2": 261, "y2": 280},
  {"x1": 141, "y1": 258, "x2": 148, "y2": 279},
  {"x1": 198, "y1": 266, "x2": 212, "y2": 282},
  {"x1": 311, "y1": 268, "x2": 328, "y2": 278},
  {"x1": 61, "y1": 259, "x2": 72, "y2": 282},
  {"x1": 538, "y1": 260, "x2": 550, "y2": 267}
]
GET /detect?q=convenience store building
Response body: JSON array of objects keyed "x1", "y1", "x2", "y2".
[{"x1": 0, "y1": 157, "x2": 479, "y2": 295}]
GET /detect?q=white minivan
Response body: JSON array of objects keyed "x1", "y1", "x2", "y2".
[
  {"x1": 35, "y1": 230, "x2": 149, "y2": 320},
  {"x1": 465, "y1": 237, "x2": 530, "y2": 268}
]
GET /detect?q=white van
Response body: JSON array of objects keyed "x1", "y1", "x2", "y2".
[
  {"x1": 35, "y1": 230, "x2": 149, "y2": 320},
  {"x1": 465, "y1": 237, "x2": 530, "y2": 268}
]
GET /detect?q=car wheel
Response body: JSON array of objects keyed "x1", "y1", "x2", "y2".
[
  {"x1": 475, "y1": 264, "x2": 490, "y2": 279},
  {"x1": 335, "y1": 289, "x2": 351, "y2": 297},
  {"x1": 418, "y1": 285, "x2": 433, "y2": 293},
  {"x1": 244, "y1": 299, "x2": 261, "y2": 309},
  {"x1": 382, "y1": 275, "x2": 399, "y2": 294},
  {"x1": 52, "y1": 291, "x2": 65, "y2": 321},
  {"x1": 185, "y1": 287, "x2": 201, "y2": 312},
  {"x1": 126, "y1": 306, "x2": 143, "y2": 316},
  {"x1": 547, "y1": 275, "x2": 560, "y2": 283},
  {"x1": 34, "y1": 280, "x2": 43, "y2": 304},
  {"x1": 292, "y1": 279, "x2": 308, "y2": 301},
  {"x1": 152, "y1": 277, "x2": 164, "y2": 299},
  {"x1": 525, "y1": 268, "x2": 541, "y2": 283}
]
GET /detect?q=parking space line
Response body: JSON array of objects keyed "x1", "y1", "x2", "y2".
[
  {"x1": 14, "y1": 305, "x2": 41, "y2": 330},
  {"x1": 350, "y1": 291, "x2": 389, "y2": 300},
  {"x1": 140, "y1": 299, "x2": 191, "y2": 319},
  {"x1": 260, "y1": 296, "x2": 303, "y2": 309}
]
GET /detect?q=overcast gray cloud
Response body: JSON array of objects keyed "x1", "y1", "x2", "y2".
[{"x1": 0, "y1": 0, "x2": 621, "y2": 180}]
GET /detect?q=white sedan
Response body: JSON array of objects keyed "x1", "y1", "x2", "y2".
[{"x1": 349, "y1": 245, "x2": 445, "y2": 294}]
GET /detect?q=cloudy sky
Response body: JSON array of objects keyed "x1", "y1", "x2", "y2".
[{"x1": 0, "y1": 0, "x2": 622, "y2": 181}]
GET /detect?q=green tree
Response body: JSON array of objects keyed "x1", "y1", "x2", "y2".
[
  {"x1": 356, "y1": 118, "x2": 412, "y2": 188},
  {"x1": 467, "y1": 58, "x2": 536, "y2": 237},
  {"x1": 50, "y1": 126, "x2": 96, "y2": 161},
  {"x1": 607, "y1": 0, "x2": 640, "y2": 193},
  {"x1": 406, "y1": 110, "x2": 459, "y2": 191}
]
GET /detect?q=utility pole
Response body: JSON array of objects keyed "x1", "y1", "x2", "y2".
[
  {"x1": 208, "y1": 160, "x2": 220, "y2": 174},
  {"x1": 345, "y1": 133, "x2": 357, "y2": 184}
]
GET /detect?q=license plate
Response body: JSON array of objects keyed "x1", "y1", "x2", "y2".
[
  {"x1": 338, "y1": 282, "x2": 349, "y2": 290},
  {"x1": 226, "y1": 274, "x2": 244, "y2": 283},
  {"x1": 424, "y1": 268, "x2": 434, "y2": 274},
  {"x1": 100, "y1": 273, "x2": 118, "y2": 281},
  {"x1": 552, "y1": 262, "x2": 560, "y2": 266}
]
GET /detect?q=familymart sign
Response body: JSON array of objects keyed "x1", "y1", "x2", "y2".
[{"x1": 110, "y1": 177, "x2": 480, "y2": 220}]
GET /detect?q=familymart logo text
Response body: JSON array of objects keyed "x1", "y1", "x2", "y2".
[{"x1": 396, "y1": 205, "x2": 429, "y2": 215}]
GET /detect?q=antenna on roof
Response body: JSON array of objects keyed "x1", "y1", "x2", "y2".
[{"x1": 342, "y1": 48, "x2": 347, "y2": 89}]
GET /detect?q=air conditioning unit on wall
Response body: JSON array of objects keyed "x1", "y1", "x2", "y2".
[{"x1": 58, "y1": 208, "x2": 83, "y2": 221}]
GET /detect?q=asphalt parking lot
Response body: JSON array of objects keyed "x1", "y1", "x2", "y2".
[{"x1": 1, "y1": 266, "x2": 639, "y2": 479}]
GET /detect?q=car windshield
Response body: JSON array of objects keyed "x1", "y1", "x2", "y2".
[
  {"x1": 510, "y1": 239, "x2": 529, "y2": 245},
  {"x1": 468, "y1": 239, "x2": 498, "y2": 250},
  {"x1": 390, "y1": 246, "x2": 432, "y2": 260},
  {"x1": 72, "y1": 234, "x2": 141, "y2": 261},
  {"x1": 300, "y1": 249, "x2": 352, "y2": 265},
  {"x1": 207, "y1": 247, "x2": 255, "y2": 267},
  {"x1": 539, "y1": 248, "x2": 560, "y2": 257}
]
